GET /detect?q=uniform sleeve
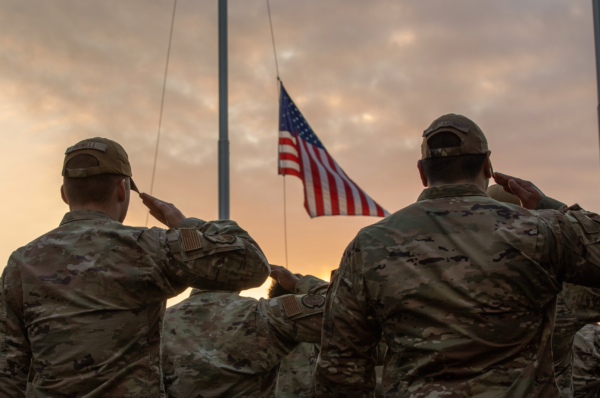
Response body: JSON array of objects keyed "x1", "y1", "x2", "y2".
[
  {"x1": 536, "y1": 195, "x2": 567, "y2": 211},
  {"x1": 140, "y1": 217, "x2": 270, "y2": 299},
  {"x1": 0, "y1": 261, "x2": 31, "y2": 398},
  {"x1": 254, "y1": 294, "x2": 324, "y2": 373},
  {"x1": 561, "y1": 283, "x2": 600, "y2": 324},
  {"x1": 553, "y1": 207, "x2": 600, "y2": 287},
  {"x1": 315, "y1": 239, "x2": 381, "y2": 398},
  {"x1": 295, "y1": 275, "x2": 330, "y2": 295}
]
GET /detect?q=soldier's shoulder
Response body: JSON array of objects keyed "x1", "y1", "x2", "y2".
[
  {"x1": 7, "y1": 225, "x2": 65, "y2": 264},
  {"x1": 166, "y1": 290, "x2": 257, "y2": 316}
]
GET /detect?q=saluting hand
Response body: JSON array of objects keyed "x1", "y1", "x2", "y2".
[
  {"x1": 140, "y1": 193, "x2": 186, "y2": 228},
  {"x1": 269, "y1": 264, "x2": 300, "y2": 293},
  {"x1": 493, "y1": 172, "x2": 544, "y2": 210}
]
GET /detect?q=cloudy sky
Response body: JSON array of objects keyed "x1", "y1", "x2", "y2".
[{"x1": 1, "y1": 0, "x2": 599, "y2": 304}]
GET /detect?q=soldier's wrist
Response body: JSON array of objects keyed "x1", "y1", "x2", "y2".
[
  {"x1": 535, "y1": 196, "x2": 567, "y2": 211},
  {"x1": 176, "y1": 217, "x2": 207, "y2": 230}
]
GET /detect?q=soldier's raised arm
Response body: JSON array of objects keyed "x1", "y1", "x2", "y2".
[
  {"x1": 494, "y1": 172, "x2": 600, "y2": 287},
  {"x1": 259, "y1": 293, "x2": 325, "y2": 347},
  {"x1": 137, "y1": 193, "x2": 270, "y2": 299},
  {"x1": 270, "y1": 264, "x2": 330, "y2": 295}
]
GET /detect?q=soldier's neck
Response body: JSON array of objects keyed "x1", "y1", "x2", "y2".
[
  {"x1": 428, "y1": 174, "x2": 489, "y2": 193},
  {"x1": 68, "y1": 202, "x2": 123, "y2": 223}
]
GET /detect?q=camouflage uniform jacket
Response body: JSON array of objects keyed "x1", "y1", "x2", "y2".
[
  {"x1": 530, "y1": 198, "x2": 600, "y2": 398},
  {"x1": 275, "y1": 275, "x2": 330, "y2": 398},
  {"x1": 0, "y1": 209, "x2": 270, "y2": 398},
  {"x1": 162, "y1": 287, "x2": 325, "y2": 397},
  {"x1": 276, "y1": 343, "x2": 319, "y2": 398},
  {"x1": 315, "y1": 183, "x2": 600, "y2": 398},
  {"x1": 553, "y1": 283, "x2": 600, "y2": 398},
  {"x1": 572, "y1": 324, "x2": 600, "y2": 398}
]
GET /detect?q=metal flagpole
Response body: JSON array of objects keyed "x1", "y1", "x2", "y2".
[
  {"x1": 218, "y1": 0, "x2": 230, "y2": 220},
  {"x1": 593, "y1": 0, "x2": 600, "y2": 150}
]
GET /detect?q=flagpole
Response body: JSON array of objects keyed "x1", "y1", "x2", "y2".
[
  {"x1": 218, "y1": 0, "x2": 229, "y2": 220},
  {"x1": 593, "y1": 0, "x2": 600, "y2": 154}
]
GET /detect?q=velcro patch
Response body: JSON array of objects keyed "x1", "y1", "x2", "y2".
[
  {"x1": 572, "y1": 211, "x2": 600, "y2": 234},
  {"x1": 180, "y1": 229, "x2": 203, "y2": 251},
  {"x1": 205, "y1": 234, "x2": 236, "y2": 244},
  {"x1": 302, "y1": 295, "x2": 325, "y2": 309},
  {"x1": 282, "y1": 295, "x2": 301, "y2": 317},
  {"x1": 65, "y1": 142, "x2": 108, "y2": 154},
  {"x1": 423, "y1": 121, "x2": 470, "y2": 136}
]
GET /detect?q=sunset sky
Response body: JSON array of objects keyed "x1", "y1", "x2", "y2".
[{"x1": 1, "y1": 0, "x2": 599, "y2": 305}]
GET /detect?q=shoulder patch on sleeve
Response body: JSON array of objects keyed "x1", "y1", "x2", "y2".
[
  {"x1": 204, "y1": 234, "x2": 237, "y2": 244},
  {"x1": 571, "y1": 211, "x2": 600, "y2": 235},
  {"x1": 180, "y1": 228, "x2": 203, "y2": 251},
  {"x1": 282, "y1": 295, "x2": 302, "y2": 317},
  {"x1": 302, "y1": 294, "x2": 325, "y2": 308}
]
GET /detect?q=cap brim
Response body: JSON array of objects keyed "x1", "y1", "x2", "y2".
[{"x1": 130, "y1": 178, "x2": 140, "y2": 194}]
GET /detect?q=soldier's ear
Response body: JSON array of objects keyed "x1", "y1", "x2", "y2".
[
  {"x1": 60, "y1": 185, "x2": 69, "y2": 205},
  {"x1": 116, "y1": 179, "x2": 128, "y2": 203},
  {"x1": 417, "y1": 160, "x2": 428, "y2": 188},
  {"x1": 483, "y1": 152, "x2": 493, "y2": 179}
]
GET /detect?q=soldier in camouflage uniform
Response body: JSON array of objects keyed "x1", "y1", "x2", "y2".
[
  {"x1": 161, "y1": 264, "x2": 326, "y2": 397},
  {"x1": 0, "y1": 138, "x2": 270, "y2": 397},
  {"x1": 269, "y1": 273, "x2": 328, "y2": 398},
  {"x1": 315, "y1": 114, "x2": 600, "y2": 397},
  {"x1": 486, "y1": 185, "x2": 600, "y2": 398},
  {"x1": 572, "y1": 324, "x2": 600, "y2": 397}
]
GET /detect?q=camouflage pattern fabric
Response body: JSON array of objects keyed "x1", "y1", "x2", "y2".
[
  {"x1": 275, "y1": 275, "x2": 330, "y2": 398},
  {"x1": 553, "y1": 284, "x2": 600, "y2": 398},
  {"x1": 162, "y1": 289, "x2": 324, "y2": 398},
  {"x1": 532, "y1": 197, "x2": 600, "y2": 398},
  {"x1": 572, "y1": 324, "x2": 600, "y2": 398},
  {"x1": 276, "y1": 343, "x2": 319, "y2": 398},
  {"x1": 295, "y1": 275, "x2": 330, "y2": 296},
  {"x1": 315, "y1": 183, "x2": 600, "y2": 398},
  {"x1": 0, "y1": 209, "x2": 270, "y2": 397}
]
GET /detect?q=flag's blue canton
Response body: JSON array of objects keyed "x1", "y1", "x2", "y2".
[{"x1": 279, "y1": 86, "x2": 325, "y2": 150}]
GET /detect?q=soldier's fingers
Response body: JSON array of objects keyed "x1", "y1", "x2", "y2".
[
  {"x1": 507, "y1": 179, "x2": 530, "y2": 200},
  {"x1": 492, "y1": 173, "x2": 514, "y2": 194},
  {"x1": 148, "y1": 210, "x2": 168, "y2": 226}
]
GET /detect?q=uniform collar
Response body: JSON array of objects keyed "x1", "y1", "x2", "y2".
[
  {"x1": 417, "y1": 183, "x2": 489, "y2": 202},
  {"x1": 60, "y1": 209, "x2": 115, "y2": 226}
]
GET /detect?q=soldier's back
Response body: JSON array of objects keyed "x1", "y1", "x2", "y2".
[
  {"x1": 163, "y1": 289, "x2": 324, "y2": 398},
  {"x1": 572, "y1": 324, "x2": 600, "y2": 398},
  {"x1": 162, "y1": 291, "x2": 267, "y2": 397},
  {"x1": 353, "y1": 185, "x2": 562, "y2": 397},
  {"x1": 5, "y1": 211, "x2": 174, "y2": 396}
]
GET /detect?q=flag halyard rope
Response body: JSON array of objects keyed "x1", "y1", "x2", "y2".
[
  {"x1": 146, "y1": 0, "x2": 178, "y2": 227},
  {"x1": 267, "y1": 0, "x2": 289, "y2": 268}
]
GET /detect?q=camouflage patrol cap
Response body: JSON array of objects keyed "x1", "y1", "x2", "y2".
[
  {"x1": 62, "y1": 137, "x2": 139, "y2": 193},
  {"x1": 421, "y1": 114, "x2": 489, "y2": 159},
  {"x1": 486, "y1": 184, "x2": 520, "y2": 205}
]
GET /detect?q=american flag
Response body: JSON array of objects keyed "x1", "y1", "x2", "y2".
[{"x1": 278, "y1": 82, "x2": 390, "y2": 218}]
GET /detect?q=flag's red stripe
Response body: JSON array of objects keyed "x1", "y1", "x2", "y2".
[
  {"x1": 279, "y1": 137, "x2": 296, "y2": 147},
  {"x1": 280, "y1": 168, "x2": 302, "y2": 178},
  {"x1": 318, "y1": 150, "x2": 339, "y2": 215},
  {"x1": 279, "y1": 153, "x2": 300, "y2": 163},
  {"x1": 342, "y1": 170, "x2": 369, "y2": 216},
  {"x1": 358, "y1": 189, "x2": 370, "y2": 216},
  {"x1": 375, "y1": 202, "x2": 385, "y2": 217},
  {"x1": 303, "y1": 141, "x2": 325, "y2": 216},
  {"x1": 295, "y1": 132, "x2": 313, "y2": 218},
  {"x1": 334, "y1": 162, "x2": 355, "y2": 215}
]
